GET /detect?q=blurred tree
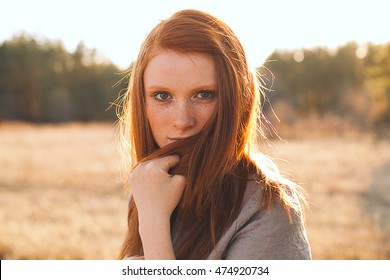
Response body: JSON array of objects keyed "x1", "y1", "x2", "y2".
[
  {"x1": 365, "y1": 43, "x2": 390, "y2": 125},
  {"x1": 0, "y1": 35, "x2": 43, "y2": 121},
  {"x1": 261, "y1": 42, "x2": 379, "y2": 128},
  {"x1": 0, "y1": 34, "x2": 121, "y2": 122},
  {"x1": 1, "y1": 34, "x2": 389, "y2": 128}
]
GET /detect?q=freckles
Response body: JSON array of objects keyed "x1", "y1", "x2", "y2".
[
  {"x1": 146, "y1": 107, "x2": 160, "y2": 131},
  {"x1": 197, "y1": 104, "x2": 217, "y2": 124},
  {"x1": 148, "y1": 104, "x2": 172, "y2": 125}
]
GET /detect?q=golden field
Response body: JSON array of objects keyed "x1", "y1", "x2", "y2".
[{"x1": 0, "y1": 121, "x2": 389, "y2": 259}]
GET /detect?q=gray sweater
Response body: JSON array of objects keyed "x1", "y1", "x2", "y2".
[{"x1": 206, "y1": 180, "x2": 312, "y2": 260}]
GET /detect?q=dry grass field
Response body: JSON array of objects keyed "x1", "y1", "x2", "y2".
[
  {"x1": 0, "y1": 122, "x2": 128, "y2": 259},
  {"x1": 1, "y1": 121, "x2": 389, "y2": 259}
]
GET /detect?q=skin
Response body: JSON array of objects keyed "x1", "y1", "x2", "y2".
[
  {"x1": 144, "y1": 50, "x2": 218, "y2": 147},
  {"x1": 129, "y1": 50, "x2": 218, "y2": 259}
]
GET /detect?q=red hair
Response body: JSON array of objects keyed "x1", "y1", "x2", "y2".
[{"x1": 117, "y1": 9, "x2": 305, "y2": 259}]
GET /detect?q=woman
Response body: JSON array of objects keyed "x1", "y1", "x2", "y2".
[{"x1": 117, "y1": 9, "x2": 311, "y2": 260}]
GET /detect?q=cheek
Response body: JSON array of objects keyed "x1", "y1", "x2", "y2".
[
  {"x1": 146, "y1": 104, "x2": 170, "y2": 130},
  {"x1": 198, "y1": 103, "x2": 217, "y2": 125}
]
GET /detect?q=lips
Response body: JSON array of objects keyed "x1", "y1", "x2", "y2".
[{"x1": 167, "y1": 135, "x2": 194, "y2": 143}]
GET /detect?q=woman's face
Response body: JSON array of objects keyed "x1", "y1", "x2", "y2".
[{"x1": 144, "y1": 50, "x2": 218, "y2": 147}]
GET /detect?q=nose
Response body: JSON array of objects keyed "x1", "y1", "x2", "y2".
[{"x1": 173, "y1": 101, "x2": 196, "y2": 131}]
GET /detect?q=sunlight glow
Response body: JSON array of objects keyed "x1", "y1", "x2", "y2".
[
  {"x1": 293, "y1": 51, "x2": 305, "y2": 63},
  {"x1": 355, "y1": 44, "x2": 369, "y2": 59},
  {"x1": 1, "y1": 0, "x2": 389, "y2": 69}
]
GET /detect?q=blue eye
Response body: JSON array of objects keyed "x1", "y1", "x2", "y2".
[
  {"x1": 196, "y1": 90, "x2": 214, "y2": 99},
  {"x1": 154, "y1": 92, "x2": 171, "y2": 101}
]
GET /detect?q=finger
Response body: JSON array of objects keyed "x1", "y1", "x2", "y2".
[{"x1": 159, "y1": 155, "x2": 181, "y2": 173}]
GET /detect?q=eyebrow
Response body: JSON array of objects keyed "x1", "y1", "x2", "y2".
[{"x1": 144, "y1": 84, "x2": 218, "y2": 93}]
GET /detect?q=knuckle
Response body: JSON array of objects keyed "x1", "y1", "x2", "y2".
[
  {"x1": 144, "y1": 161, "x2": 157, "y2": 172},
  {"x1": 136, "y1": 160, "x2": 160, "y2": 176}
]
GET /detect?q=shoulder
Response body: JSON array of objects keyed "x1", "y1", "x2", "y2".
[
  {"x1": 242, "y1": 176, "x2": 305, "y2": 221},
  {"x1": 247, "y1": 152, "x2": 308, "y2": 215},
  {"x1": 241, "y1": 178, "x2": 305, "y2": 229},
  {"x1": 208, "y1": 179, "x2": 311, "y2": 260}
]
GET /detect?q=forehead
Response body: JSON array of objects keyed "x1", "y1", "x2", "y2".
[{"x1": 143, "y1": 50, "x2": 217, "y2": 89}]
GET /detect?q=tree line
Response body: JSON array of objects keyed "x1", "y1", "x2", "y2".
[
  {"x1": 260, "y1": 42, "x2": 390, "y2": 128},
  {"x1": 0, "y1": 34, "x2": 389, "y2": 127},
  {"x1": 0, "y1": 34, "x2": 122, "y2": 122}
]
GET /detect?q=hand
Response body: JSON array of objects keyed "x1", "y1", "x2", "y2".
[
  {"x1": 129, "y1": 155, "x2": 185, "y2": 259},
  {"x1": 129, "y1": 155, "x2": 186, "y2": 227}
]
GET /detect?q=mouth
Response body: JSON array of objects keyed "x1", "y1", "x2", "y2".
[{"x1": 167, "y1": 135, "x2": 195, "y2": 143}]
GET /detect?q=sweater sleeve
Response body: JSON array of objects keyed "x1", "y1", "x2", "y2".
[{"x1": 223, "y1": 200, "x2": 311, "y2": 260}]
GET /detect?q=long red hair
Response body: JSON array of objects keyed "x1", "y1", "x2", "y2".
[{"x1": 117, "y1": 9, "x2": 304, "y2": 259}]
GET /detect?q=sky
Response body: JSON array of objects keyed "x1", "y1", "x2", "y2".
[{"x1": 1, "y1": 0, "x2": 389, "y2": 69}]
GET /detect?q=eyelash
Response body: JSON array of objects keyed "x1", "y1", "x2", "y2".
[
  {"x1": 152, "y1": 91, "x2": 171, "y2": 101},
  {"x1": 195, "y1": 90, "x2": 215, "y2": 99}
]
